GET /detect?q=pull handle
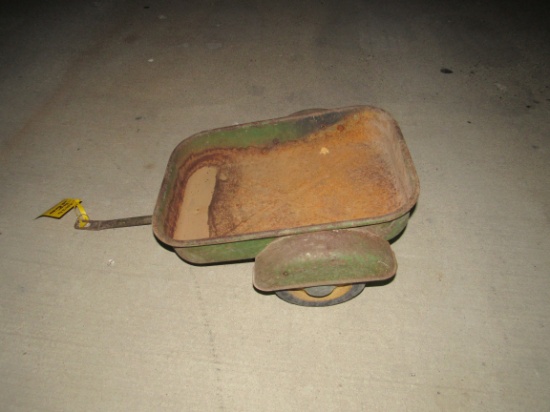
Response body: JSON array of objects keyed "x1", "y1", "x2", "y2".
[{"x1": 74, "y1": 215, "x2": 152, "y2": 231}]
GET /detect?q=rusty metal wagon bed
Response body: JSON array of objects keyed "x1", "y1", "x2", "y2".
[{"x1": 151, "y1": 106, "x2": 419, "y2": 306}]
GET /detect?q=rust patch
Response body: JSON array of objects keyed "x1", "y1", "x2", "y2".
[
  {"x1": 172, "y1": 111, "x2": 406, "y2": 241},
  {"x1": 174, "y1": 166, "x2": 218, "y2": 240}
]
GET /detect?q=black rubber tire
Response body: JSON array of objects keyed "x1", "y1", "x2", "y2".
[{"x1": 275, "y1": 284, "x2": 366, "y2": 307}]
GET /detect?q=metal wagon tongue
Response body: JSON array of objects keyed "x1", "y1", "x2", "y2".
[{"x1": 74, "y1": 215, "x2": 152, "y2": 231}]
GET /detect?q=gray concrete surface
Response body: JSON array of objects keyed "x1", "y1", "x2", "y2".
[{"x1": 1, "y1": 1, "x2": 549, "y2": 410}]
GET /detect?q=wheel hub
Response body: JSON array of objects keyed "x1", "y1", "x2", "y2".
[{"x1": 304, "y1": 285, "x2": 336, "y2": 297}]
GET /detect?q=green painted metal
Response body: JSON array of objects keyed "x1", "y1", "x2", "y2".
[
  {"x1": 175, "y1": 237, "x2": 275, "y2": 265},
  {"x1": 173, "y1": 214, "x2": 410, "y2": 265},
  {"x1": 253, "y1": 230, "x2": 397, "y2": 292},
  {"x1": 354, "y1": 212, "x2": 411, "y2": 241}
]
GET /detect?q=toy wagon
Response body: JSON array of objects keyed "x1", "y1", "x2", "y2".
[{"x1": 150, "y1": 106, "x2": 419, "y2": 306}]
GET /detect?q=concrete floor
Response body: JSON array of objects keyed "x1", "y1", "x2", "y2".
[{"x1": 1, "y1": 1, "x2": 549, "y2": 410}]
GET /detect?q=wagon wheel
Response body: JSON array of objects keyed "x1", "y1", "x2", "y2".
[{"x1": 275, "y1": 283, "x2": 365, "y2": 307}]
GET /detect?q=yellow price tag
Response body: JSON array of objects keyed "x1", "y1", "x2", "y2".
[{"x1": 39, "y1": 197, "x2": 89, "y2": 226}]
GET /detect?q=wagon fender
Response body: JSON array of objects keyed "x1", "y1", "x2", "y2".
[{"x1": 253, "y1": 229, "x2": 397, "y2": 292}]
